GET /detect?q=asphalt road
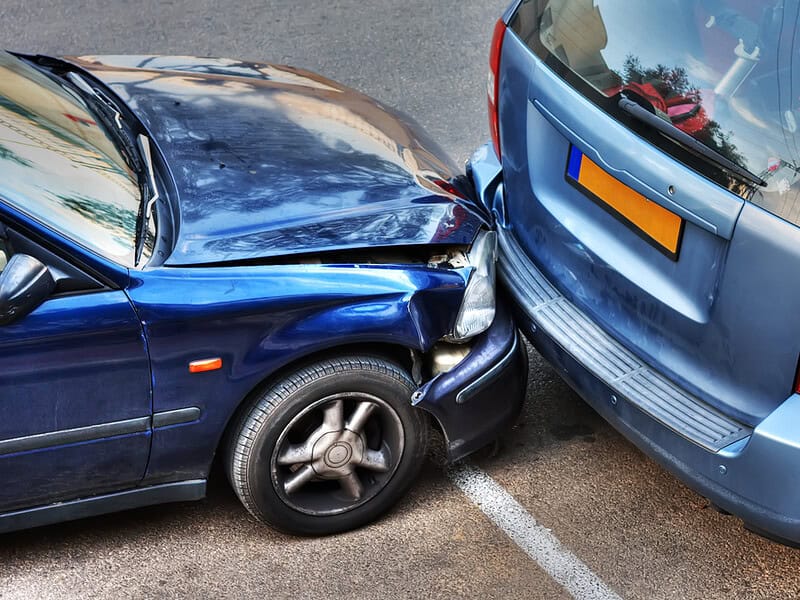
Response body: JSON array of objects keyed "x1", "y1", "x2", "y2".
[{"x1": 3, "y1": 1, "x2": 800, "y2": 599}]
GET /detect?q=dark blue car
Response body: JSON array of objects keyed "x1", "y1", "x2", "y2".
[
  {"x1": 472, "y1": 0, "x2": 800, "y2": 545},
  {"x1": 0, "y1": 51, "x2": 526, "y2": 535}
]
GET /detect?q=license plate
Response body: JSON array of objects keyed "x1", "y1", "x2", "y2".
[{"x1": 566, "y1": 146, "x2": 683, "y2": 259}]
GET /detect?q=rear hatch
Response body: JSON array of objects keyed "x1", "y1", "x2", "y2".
[{"x1": 497, "y1": 0, "x2": 800, "y2": 429}]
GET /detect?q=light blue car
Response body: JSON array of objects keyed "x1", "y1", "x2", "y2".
[{"x1": 470, "y1": 0, "x2": 800, "y2": 545}]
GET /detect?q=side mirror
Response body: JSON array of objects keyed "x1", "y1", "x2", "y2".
[{"x1": 0, "y1": 254, "x2": 56, "y2": 325}]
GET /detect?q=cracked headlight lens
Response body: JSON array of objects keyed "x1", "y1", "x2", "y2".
[{"x1": 449, "y1": 230, "x2": 497, "y2": 341}]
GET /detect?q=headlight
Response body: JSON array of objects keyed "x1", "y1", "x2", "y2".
[{"x1": 449, "y1": 230, "x2": 497, "y2": 341}]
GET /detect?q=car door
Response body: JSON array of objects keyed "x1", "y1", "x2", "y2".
[{"x1": 0, "y1": 223, "x2": 152, "y2": 511}]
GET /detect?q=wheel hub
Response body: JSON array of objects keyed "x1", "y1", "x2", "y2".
[
  {"x1": 325, "y1": 443, "x2": 352, "y2": 468},
  {"x1": 311, "y1": 430, "x2": 365, "y2": 478},
  {"x1": 270, "y1": 391, "x2": 406, "y2": 517}
]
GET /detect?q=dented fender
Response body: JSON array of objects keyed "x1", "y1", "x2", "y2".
[{"x1": 126, "y1": 261, "x2": 470, "y2": 482}]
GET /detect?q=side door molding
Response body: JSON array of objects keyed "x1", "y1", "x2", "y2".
[{"x1": 0, "y1": 416, "x2": 151, "y2": 456}]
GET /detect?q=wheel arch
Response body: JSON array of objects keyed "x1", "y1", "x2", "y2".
[
  {"x1": 212, "y1": 341, "x2": 419, "y2": 470},
  {"x1": 223, "y1": 349, "x2": 430, "y2": 534}
]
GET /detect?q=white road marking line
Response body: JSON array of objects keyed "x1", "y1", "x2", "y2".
[{"x1": 448, "y1": 463, "x2": 623, "y2": 600}]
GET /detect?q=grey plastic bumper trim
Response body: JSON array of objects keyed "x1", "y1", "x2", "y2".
[{"x1": 498, "y1": 228, "x2": 751, "y2": 452}]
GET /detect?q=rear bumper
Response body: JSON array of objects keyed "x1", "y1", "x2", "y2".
[
  {"x1": 413, "y1": 301, "x2": 527, "y2": 462},
  {"x1": 497, "y1": 225, "x2": 800, "y2": 545}
]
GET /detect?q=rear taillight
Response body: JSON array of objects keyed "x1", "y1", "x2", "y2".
[{"x1": 488, "y1": 19, "x2": 507, "y2": 160}]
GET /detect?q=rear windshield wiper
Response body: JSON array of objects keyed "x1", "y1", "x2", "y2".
[
  {"x1": 618, "y1": 96, "x2": 766, "y2": 188},
  {"x1": 65, "y1": 72, "x2": 143, "y2": 174}
]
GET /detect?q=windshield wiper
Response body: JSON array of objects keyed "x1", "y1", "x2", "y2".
[
  {"x1": 618, "y1": 96, "x2": 766, "y2": 188},
  {"x1": 65, "y1": 72, "x2": 143, "y2": 174},
  {"x1": 64, "y1": 72, "x2": 158, "y2": 266},
  {"x1": 134, "y1": 134, "x2": 161, "y2": 267}
]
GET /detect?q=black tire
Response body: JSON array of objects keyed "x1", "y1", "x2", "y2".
[{"x1": 226, "y1": 355, "x2": 428, "y2": 535}]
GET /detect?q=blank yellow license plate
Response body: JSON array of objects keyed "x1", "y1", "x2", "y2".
[{"x1": 566, "y1": 146, "x2": 683, "y2": 259}]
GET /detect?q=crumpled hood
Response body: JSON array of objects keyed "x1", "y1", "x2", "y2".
[{"x1": 65, "y1": 55, "x2": 484, "y2": 265}]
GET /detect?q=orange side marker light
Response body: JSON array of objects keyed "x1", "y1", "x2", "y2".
[{"x1": 189, "y1": 357, "x2": 223, "y2": 373}]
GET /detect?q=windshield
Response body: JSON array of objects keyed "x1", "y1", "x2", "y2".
[
  {"x1": 513, "y1": 0, "x2": 800, "y2": 224},
  {"x1": 0, "y1": 52, "x2": 141, "y2": 265}
]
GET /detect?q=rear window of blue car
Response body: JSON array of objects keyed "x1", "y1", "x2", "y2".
[{"x1": 510, "y1": 0, "x2": 800, "y2": 227}]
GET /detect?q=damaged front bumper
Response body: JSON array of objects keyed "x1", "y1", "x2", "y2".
[{"x1": 412, "y1": 300, "x2": 527, "y2": 462}]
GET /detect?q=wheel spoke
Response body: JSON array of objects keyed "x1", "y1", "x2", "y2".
[
  {"x1": 322, "y1": 399, "x2": 344, "y2": 433},
  {"x1": 358, "y1": 448, "x2": 391, "y2": 472},
  {"x1": 346, "y1": 401, "x2": 377, "y2": 434},
  {"x1": 339, "y1": 472, "x2": 364, "y2": 501},
  {"x1": 276, "y1": 442, "x2": 314, "y2": 466},
  {"x1": 283, "y1": 464, "x2": 316, "y2": 495}
]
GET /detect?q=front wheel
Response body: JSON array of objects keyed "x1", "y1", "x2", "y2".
[{"x1": 226, "y1": 356, "x2": 428, "y2": 535}]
